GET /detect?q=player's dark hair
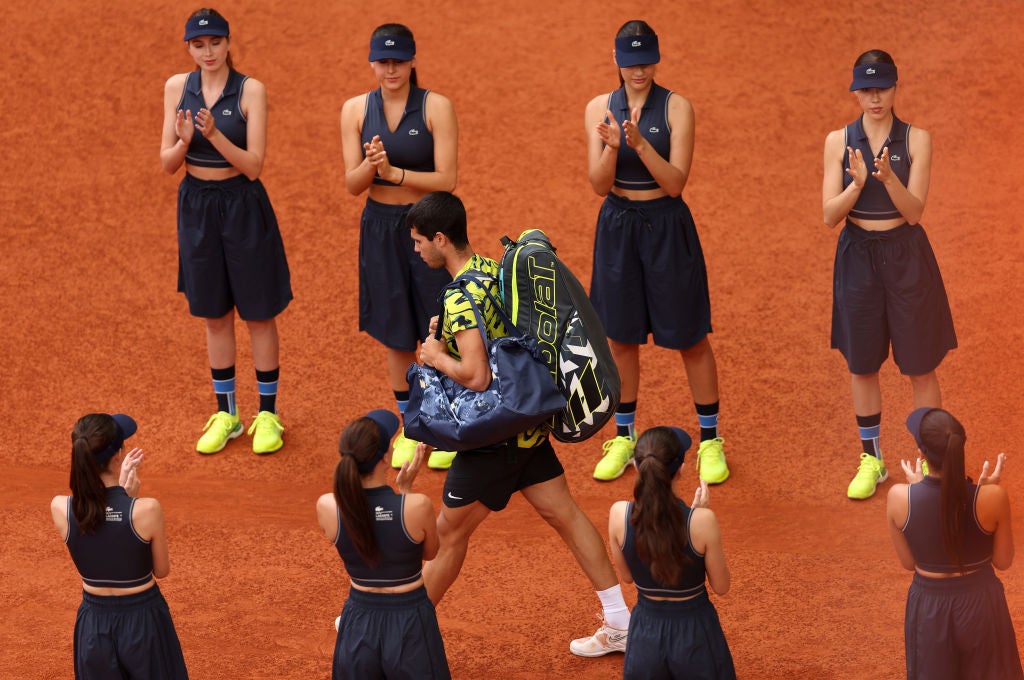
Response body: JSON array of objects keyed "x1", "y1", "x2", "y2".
[
  {"x1": 854, "y1": 49, "x2": 895, "y2": 67},
  {"x1": 631, "y1": 427, "x2": 690, "y2": 585},
  {"x1": 188, "y1": 8, "x2": 234, "y2": 70},
  {"x1": 407, "y1": 191, "x2": 469, "y2": 249},
  {"x1": 918, "y1": 409, "x2": 969, "y2": 572},
  {"x1": 69, "y1": 414, "x2": 117, "y2": 535},
  {"x1": 372, "y1": 23, "x2": 418, "y2": 88},
  {"x1": 334, "y1": 417, "x2": 382, "y2": 566},
  {"x1": 614, "y1": 20, "x2": 657, "y2": 87}
]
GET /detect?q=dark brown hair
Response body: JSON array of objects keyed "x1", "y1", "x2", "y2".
[
  {"x1": 918, "y1": 409, "x2": 969, "y2": 571},
  {"x1": 334, "y1": 417, "x2": 384, "y2": 566},
  {"x1": 69, "y1": 414, "x2": 117, "y2": 534},
  {"x1": 631, "y1": 427, "x2": 689, "y2": 584}
]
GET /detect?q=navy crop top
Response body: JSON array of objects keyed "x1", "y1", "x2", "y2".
[
  {"x1": 65, "y1": 487, "x2": 153, "y2": 589},
  {"x1": 621, "y1": 500, "x2": 707, "y2": 598},
  {"x1": 902, "y1": 476, "x2": 993, "y2": 573},
  {"x1": 608, "y1": 83, "x2": 673, "y2": 191},
  {"x1": 361, "y1": 87, "x2": 436, "y2": 187},
  {"x1": 177, "y1": 69, "x2": 249, "y2": 168},
  {"x1": 843, "y1": 113, "x2": 913, "y2": 221},
  {"x1": 335, "y1": 486, "x2": 423, "y2": 588}
]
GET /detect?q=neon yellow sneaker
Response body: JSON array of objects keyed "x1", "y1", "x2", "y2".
[
  {"x1": 847, "y1": 452, "x2": 887, "y2": 499},
  {"x1": 594, "y1": 436, "x2": 636, "y2": 481},
  {"x1": 427, "y1": 449, "x2": 457, "y2": 470},
  {"x1": 391, "y1": 430, "x2": 418, "y2": 468},
  {"x1": 697, "y1": 437, "x2": 730, "y2": 484},
  {"x1": 196, "y1": 411, "x2": 242, "y2": 454},
  {"x1": 248, "y1": 411, "x2": 284, "y2": 455}
]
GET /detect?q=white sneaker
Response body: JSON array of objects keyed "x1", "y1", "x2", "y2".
[
  {"x1": 569, "y1": 619, "x2": 628, "y2": 657},
  {"x1": 334, "y1": 616, "x2": 340, "y2": 631}
]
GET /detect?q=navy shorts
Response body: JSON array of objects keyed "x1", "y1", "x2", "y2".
[
  {"x1": 590, "y1": 193, "x2": 712, "y2": 349},
  {"x1": 623, "y1": 592, "x2": 736, "y2": 680},
  {"x1": 74, "y1": 585, "x2": 188, "y2": 680},
  {"x1": 904, "y1": 567, "x2": 1023, "y2": 680},
  {"x1": 831, "y1": 220, "x2": 956, "y2": 375},
  {"x1": 177, "y1": 174, "x2": 292, "y2": 321},
  {"x1": 333, "y1": 586, "x2": 450, "y2": 680},
  {"x1": 359, "y1": 197, "x2": 453, "y2": 351},
  {"x1": 442, "y1": 438, "x2": 564, "y2": 511}
]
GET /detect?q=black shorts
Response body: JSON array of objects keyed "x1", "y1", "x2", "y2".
[
  {"x1": 333, "y1": 586, "x2": 450, "y2": 680},
  {"x1": 905, "y1": 567, "x2": 1023, "y2": 680},
  {"x1": 590, "y1": 193, "x2": 712, "y2": 350},
  {"x1": 358, "y1": 198, "x2": 453, "y2": 351},
  {"x1": 74, "y1": 585, "x2": 188, "y2": 680},
  {"x1": 623, "y1": 592, "x2": 736, "y2": 680},
  {"x1": 831, "y1": 221, "x2": 956, "y2": 375},
  {"x1": 442, "y1": 438, "x2": 564, "y2": 511},
  {"x1": 177, "y1": 174, "x2": 292, "y2": 321}
]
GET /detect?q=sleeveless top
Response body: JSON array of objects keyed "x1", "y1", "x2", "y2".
[
  {"x1": 361, "y1": 87, "x2": 436, "y2": 186},
  {"x1": 177, "y1": 69, "x2": 249, "y2": 168},
  {"x1": 902, "y1": 476, "x2": 994, "y2": 573},
  {"x1": 843, "y1": 113, "x2": 913, "y2": 221},
  {"x1": 66, "y1": 486, "x2": 153, "y2": 589},
  {"x1": 334, "y1": 486, "x2": 423, "y2": 588},
  {"x1": 621, "y1": 500, "x2": 707, "y2": 597},
  {"x1": 609, "y1": 82, "x2": 673, "y2": 191}
]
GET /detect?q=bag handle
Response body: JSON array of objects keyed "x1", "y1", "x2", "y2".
[{"x1": 433, "y1": 271, "x2": 523, "y2": 346}]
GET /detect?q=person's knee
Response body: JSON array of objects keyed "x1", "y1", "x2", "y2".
[{"x1": 680, "y1": 336, "x2": 711, "y2": 361}]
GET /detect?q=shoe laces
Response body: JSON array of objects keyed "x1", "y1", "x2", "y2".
[
  {"x1": 698, "y1": 438, "x2": 724, "y2": 462},
  {"x1": 204, "y1": 412, "x2": 237, "y2": 433},
  {"x1": 855, "y1": 453, "x2": 883, "y2": 477},
  {"x1": 602, "y1": 436, "x2": 635, "y2": 459},
  {"x1": 248, "y1": 411, "x2": 282, "y2": 436}
]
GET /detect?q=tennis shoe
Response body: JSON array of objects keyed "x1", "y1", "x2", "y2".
[
  {"x1": 847, "y1": 452, "x2": 887, "y2": 499},
  {"x1": 248, "y1": 411, "x2": 284, "y2": 455},
  {"x1": 427, "y1": 449, "x2": 457, "y2": 470},
  {"x1": 594, "y1": 436, "x2": 636, "y2": 481},
  {"x1": 391, "y1": 430, "x2": 418, "y2": 468},
  {"x1": 569, "y1": 619, "x2": 628, "y2": 657},
  {"x1": 696, "y1": 437, "x2": 730, "y2": 484},
  {"x1": 196, "y1": 411, "x2": 242, "y2": 454}
]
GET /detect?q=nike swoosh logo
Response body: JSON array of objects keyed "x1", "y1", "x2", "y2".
[{"x1": 447, "y1": 491, "x2": 463, "y2": 500}]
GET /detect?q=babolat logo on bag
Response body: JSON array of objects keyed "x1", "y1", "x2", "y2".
[{"x1": 499, "y1": 229, "x2": 621, "y2": 442}]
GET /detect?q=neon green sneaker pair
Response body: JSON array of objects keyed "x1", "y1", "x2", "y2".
[
  {"x1": 391, "y1": 430, "x2": 457, "y2": 470},
  {"x1": 847, "y1": 452, "x2": 888, "y2": 499},
  {"x1": 196, "y1": 411, "x2": 284, "y2": 455}
]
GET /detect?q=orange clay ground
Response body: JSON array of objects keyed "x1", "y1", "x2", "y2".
[{"x1": 2, "y1": 1, "x2": 1022, "y2": 678}]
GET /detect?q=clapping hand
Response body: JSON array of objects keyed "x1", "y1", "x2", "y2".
[
  {"x1": 978, "y1": 453, "x2": 1007, "y2": 486},
  {"x1": 596, "y1": 109, "x2": 621, "y2": 149},
  {"x1": 845, "y1": 146, "x2": 869, "y2": 188},
  {"x1": 691, "y1": 479, "x2": 710, "y2": 509},
  {"x1": 119, "y1": 448, "x2": 144, "y2": 497},
  {"x1": 396, "y1": 442, "x2": 428, "y2": 494},
  {"x1": 900, "y1": 458, "x2": 925, "y2": 484}
]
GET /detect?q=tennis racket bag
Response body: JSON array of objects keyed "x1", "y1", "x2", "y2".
[{"x1": 498, "y1": 229, "x2": 620, "y2": 443}]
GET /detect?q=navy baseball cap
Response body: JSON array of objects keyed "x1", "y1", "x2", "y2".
[
  {"x1": 615, "y1": 34, "x2": 660, "y2": 67},
  {"x1": 95, "y1": 414, "x2": 138, "y2": 465},
  {"x1": 184, "y1": 14, "x2": 230, "y2": 42},
  {"x1": 849, "y1": 62, "x2": 897, "y2": 91},
  {"x1": 352, "y1": 410, "x2": 400, "y2": 473},
  {"x1": 369, "y1": 35, "x2": 416, "y2": 62}
]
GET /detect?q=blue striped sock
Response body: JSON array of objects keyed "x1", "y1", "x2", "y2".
[
  {"x1": 856, "y1": 413, "x2": 882, "y2": 458},
  {"x1": 211, "y1": 366, "x2": 236, "y2": 415},
  {"x1": 696, "y1": 401, "x2": 719, "y2": 441},
  {"x1": 256, "y1": 368, "x2": 279, "y2": 414},
  {"x1": 615, "y1": 402, "x2": 637, "y2": 439}
]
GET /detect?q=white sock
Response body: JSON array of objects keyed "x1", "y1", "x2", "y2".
[{"x1": 596, "y1": 584, "x2": 630, "y2": 630}]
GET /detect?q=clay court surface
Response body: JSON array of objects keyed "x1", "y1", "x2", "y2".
[{"x1": 2, "y1": 1, "x2": 1022, "y2": 677}]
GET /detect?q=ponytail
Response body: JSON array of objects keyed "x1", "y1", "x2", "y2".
[
  {"x1": 919, "y1": 409, "x2": 968, "y2": 572},
  {"x1": 69, "y1": 415, "x2": 116, "y2": 534},
  {"x1": 334, "y1": 418, "x2": 383, "y2": 566},
  {"x1": 631, "y1": 427, "x2": 689, "y2": 585}
]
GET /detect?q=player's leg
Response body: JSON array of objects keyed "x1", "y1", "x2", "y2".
[
  {"x1": 422, "y1": 501, "x2": 491, "y2": 606},
  {"x1": 246, "y1": 317, "x2": 284, "y2": 454},
  {"x1": 196, "y1": 312, "x2": 244, "y2": 454},
  {"x1": 848, "y1": 372, "x2": 888, "y2": 499},
  {"x1": 520, "y1": 473, "x2": 630, "y2": 657},
  {"x1": 680, "y1": 336, "x2": 729, "y2": 484}
]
